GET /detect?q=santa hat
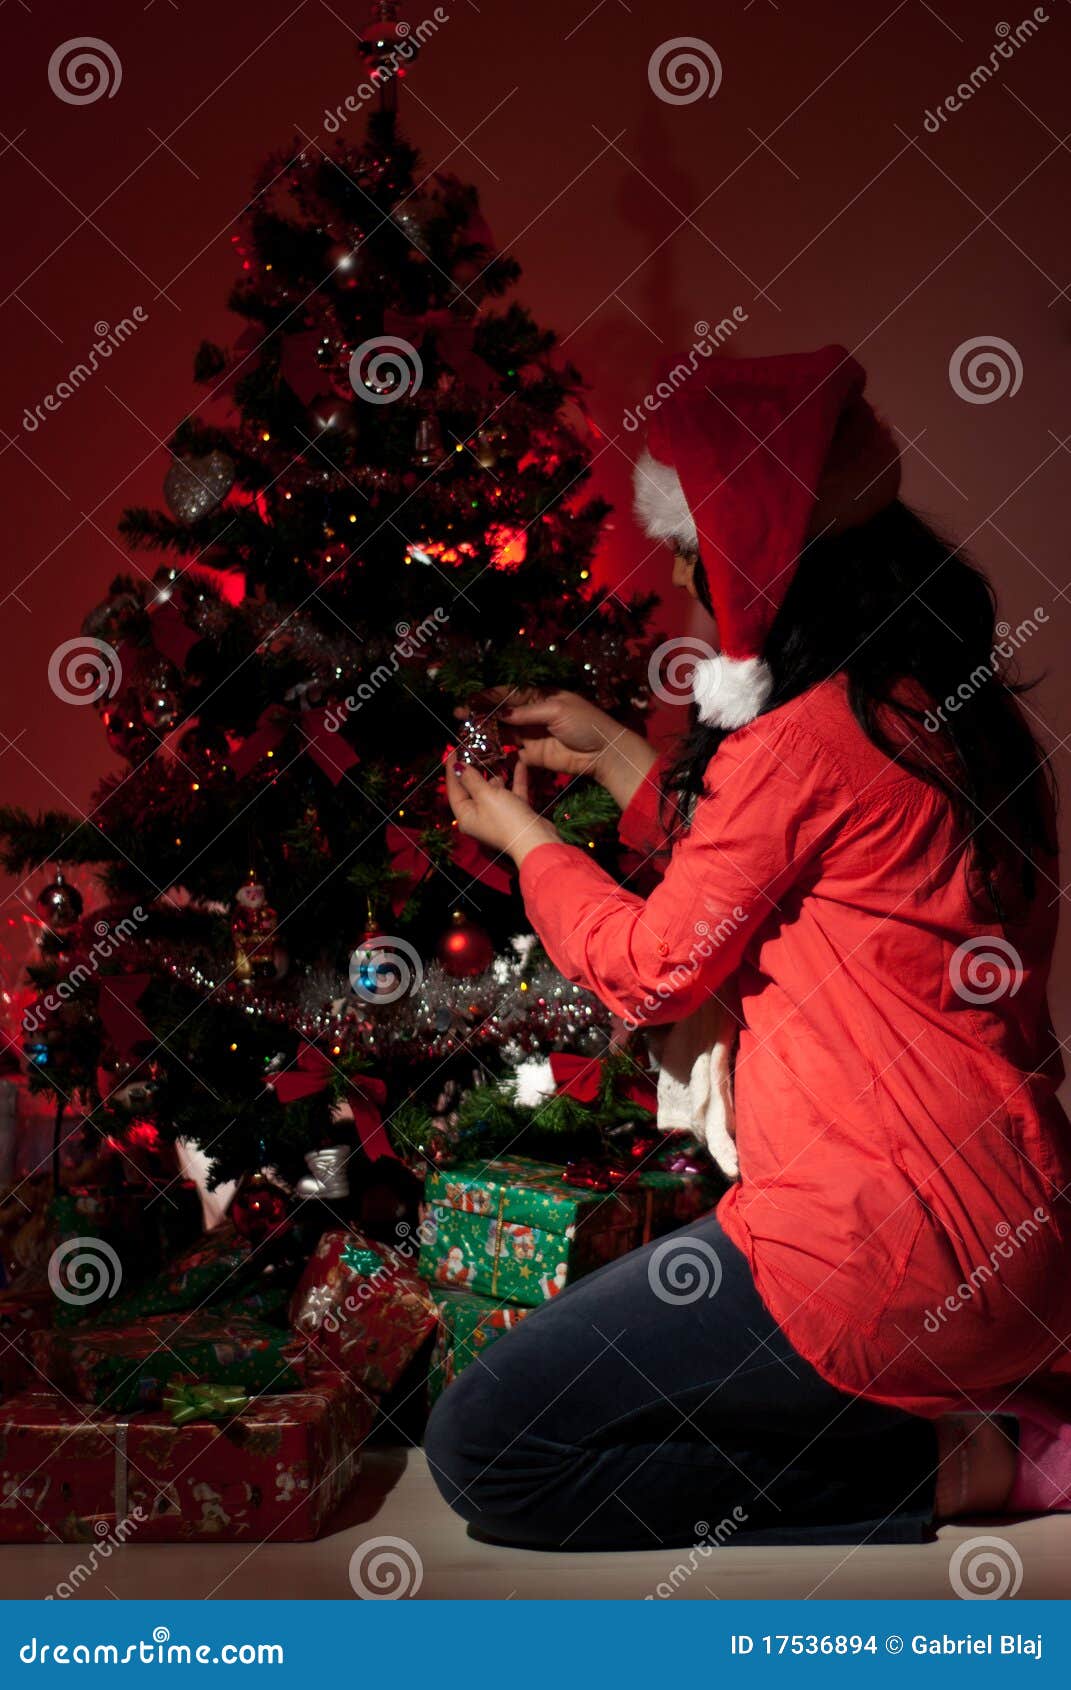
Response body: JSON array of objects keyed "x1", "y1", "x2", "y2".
[{"x1": 634, "y1": 345, "x2": 901, "y2": 730}]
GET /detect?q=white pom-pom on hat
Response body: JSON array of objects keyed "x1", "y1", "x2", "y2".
[{"x1": 633, "y1": 450, "x2": 698, "y2": 553}]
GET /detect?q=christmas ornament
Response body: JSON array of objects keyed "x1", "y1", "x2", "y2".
[
  {"x1": 176, "y1": 723, "x2": 229, "y2": 778},
  {"x1": 456, "y1": 712, "x2": 514, "y2": 781},
  {"x1": 326, "y1": 242, "x2": 360, "y2": 285},
  {"x1": 35, "y1": 873, "x2": 83, "y2": 933},
  {"x1": 413, "y1": 411, "x2": 445, "y2": 466},
  {"x1": 231, "y1": 877, "x2": 282, "y2": 984},
  {"x1": 101, "y1": 702, "x2": 152, "y2": 761},
  {"x1": 138, "y1": 656, "x2": 183, "y2": 734},
  {"x1": 308, "y1": 395, "x2": 355, "y2": 437},
  {"x1": 163, "y1": 451, "x2": 235, "y2": 523},
  {"x1": 358, "y1": 1, "x2": 418, "y2": 110},
  {"x1": 82, "y1": 586, "x2": 142, "y2": 647},
  {"x1": 231, "y1": 1170, "x2": 290, "y2": 1240},
  {"x1": 349, "y1": 930, "x2": 404, "y2": 1000},
  {"x1": 436, "y1": 911, "x2": 494, "y2": 978},
  {"x1": 294, "y1": 1145, "x2": 351, "y2": 1200}
]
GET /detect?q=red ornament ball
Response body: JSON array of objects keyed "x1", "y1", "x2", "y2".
[
  {"x1": 231, "y1": 1172, "x2": 290, "y2": 1241},
  {"x1": 436, "y1": 911, "x2": 494, "y2": 978}
]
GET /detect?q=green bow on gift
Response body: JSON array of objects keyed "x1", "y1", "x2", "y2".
[
  {"x1": 340, "y1": 1242, "x2": 382, "y2": 1277},
  {"x1": 163, "y1": 1381, "x2": 251, "y2": 1426}
]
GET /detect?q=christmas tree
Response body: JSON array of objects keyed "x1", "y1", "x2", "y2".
[{"x1": 0, "y1": 19, "x2": 660, "y2": 1210}]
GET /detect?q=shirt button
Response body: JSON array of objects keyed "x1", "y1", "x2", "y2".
[{"x1": 658, "y1": 941, "x2": 668, "y2": 955}]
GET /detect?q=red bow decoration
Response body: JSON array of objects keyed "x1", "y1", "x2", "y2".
[
  {"x1": 386, "y1": 822, "x2": 510, "y2": 915},
  {"x1": 97, "y1": 973, "x2": 152, "y2": 1060},
  {"x1": 148, "y1": 598, "x2": 198, "y2": 668},
  {"x1": 271, "y1": 1042, "x2": 332, "y2": 1105},
  {"x1": 549, "y1": 1052, "x2": 657, "y2": 1113},
  {"x1": 383, "y1": 308, "x2": 495, "y2": 393},
  {"x1": 230, "y1": 704, "x2": 358, "y2": 785},
  {"x1": 271, "y1": 1046, "x2": 399, "y2": 1163}
]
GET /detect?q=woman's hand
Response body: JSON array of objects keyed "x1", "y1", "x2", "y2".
[
  {"x1": 445, "y1": 757, "x2": 560, "y2": 868},
  {"x1": 458, "y1": 689, "x2": 659, "y2": 811}
]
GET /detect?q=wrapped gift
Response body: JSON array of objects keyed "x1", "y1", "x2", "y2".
[
  {"x1": 419, "y1": 1156, "x2": 645, "y2": 1305},
  {"x1": 427, "y1": 1286, "x2": 531, "y2": 1405},
  {"x1": 0, "y1": 1288, "x2": 54, "y2": 1398},
  {"x1": 290, "y1": 1229, "x2": 437, "y2": 1396},
  {"x1": 77, "y1": 1221, "x2": 262, "y2": 1327},
  {"x1": 30, "y1": 1312, "x2": 305, "y2": 1412},
  {"x1": 0, "y1": 1378, "x2": 371, "y2": 1542}
]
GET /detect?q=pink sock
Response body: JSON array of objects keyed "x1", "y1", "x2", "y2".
[{"x1": 1008, "y1": 1412, "x2": 1071, "y2": 1513}]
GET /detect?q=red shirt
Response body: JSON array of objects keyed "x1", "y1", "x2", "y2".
[{"x1": 520, "y1": 676, "x2": 1071, "y2": 1417}]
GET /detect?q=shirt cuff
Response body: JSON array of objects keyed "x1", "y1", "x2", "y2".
[{"x1": 618, "y1": 757, "x2": 668, "y2": 857}]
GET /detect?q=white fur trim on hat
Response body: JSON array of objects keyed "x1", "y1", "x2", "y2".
[
  {"x1": 693, "y1": 654, "x2": 773, "y2": 730},
  {"x1": 633, "y1": 450, "x2": 698, "y2": 552}
]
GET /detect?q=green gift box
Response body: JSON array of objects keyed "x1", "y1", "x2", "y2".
[
  {"x1": 419, "y1": 1157, "x2": 641, "y2": 1306},
  {"x1": 427, "y1": 1286, "x2": 532, "y2": 1405},
  {"x1": 30, "y1": 1311, "x2": 305, "y2": 1413}
]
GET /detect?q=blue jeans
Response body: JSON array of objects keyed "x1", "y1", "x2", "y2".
[{"x1": 425, "y1": 1214, "x2": 937, "y2": 1548}]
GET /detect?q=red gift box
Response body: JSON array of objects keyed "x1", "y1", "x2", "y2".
[
  {"x1": 290, "y1": 1230, "x2": 438, "y2": 1395},
  {"x1": 0, "y1": 1288, "x2": 53, "y2": 1399},
  {"x1": 0, "y1": 1378, "x2": 372, "y2": 1542}
]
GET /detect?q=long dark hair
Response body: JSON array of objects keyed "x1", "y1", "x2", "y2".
[{"x1": 662, "y1": 501, "x2": 1056, "y2": 908}]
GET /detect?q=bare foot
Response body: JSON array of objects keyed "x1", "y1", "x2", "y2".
[{"x1": 934, "y1": 1416, "x2": 1017, "y2": 1519}]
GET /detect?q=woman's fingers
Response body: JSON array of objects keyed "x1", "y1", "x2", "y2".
[{"x1": 511, "y1": 759, "x2": 530, "y2": 802}]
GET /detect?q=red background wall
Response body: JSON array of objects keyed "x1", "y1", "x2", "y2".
[{"x1": 3, "y1": 1, "x2": 1070, "y2": 1035}]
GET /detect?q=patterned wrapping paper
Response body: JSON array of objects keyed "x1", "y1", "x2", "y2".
[
  {"x1": 30, "y1": 1312, "x2": 306, "y2": 1412},
  {"x1": 418, "y1": 1156, "x2": 715, "y2": 1306},
  {"x1": 427, "y1": 1286, "x2": 531, "y2": 1406},
  {"x1": 290, "y1": 1229, "x2": 438, "y2": 1396},
  {"x1": 0, "y1": 1288, "x2": 54, "y2": 1399},
  {"x1": 0, "y1": 1379, "x2": 372, "y2": 1543},
  {"x1": 73, "y1": 1221, "x2": 261, "y2": 1328}
]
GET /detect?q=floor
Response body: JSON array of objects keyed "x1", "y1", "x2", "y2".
[{"x1": 2, "y1": 1449, "x2": 1069, "y2": 1600}]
